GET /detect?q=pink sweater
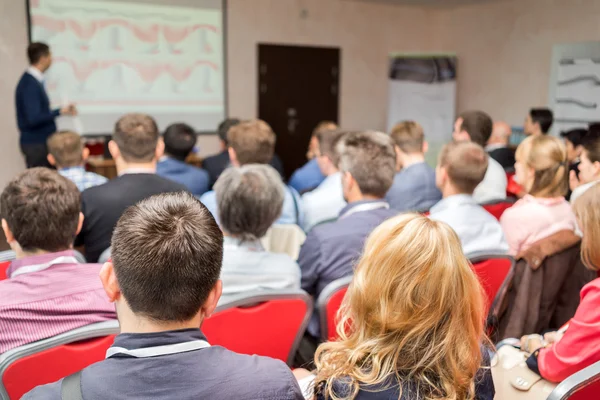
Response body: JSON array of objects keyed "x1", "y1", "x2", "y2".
[{"x1": 500, "y1": 195, "x2": 579, "y2": 256}]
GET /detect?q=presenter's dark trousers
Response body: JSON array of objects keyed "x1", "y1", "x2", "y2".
[{"x1": 20, "y1": 143, "x2": 52, "y2": 169}]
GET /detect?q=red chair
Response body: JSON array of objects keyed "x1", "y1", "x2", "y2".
[
  {"x1": 0, "y1": 262, "x2": 9, "y2": 281},
  {"x1": 317, "y1": 276, "x2": 352, "y2": 342},
  {"x1": 481, "y1": 199, "x2": 515, "y2": 220},
  {"x1": 202, "y1": 290, "x2": 312, "y2": 366},
  {"x1": 506, "y1": 172, "x2": 523, "y2": 198},
  {"x1": 469, "y1": 253, "x2": 515, "y2": 314},
  {"x1": 0, "y1": 320, "x2": 119, "y2": 400},
  {"x1": 546, "y1": 360, "x2": 600, "y2": 400}
]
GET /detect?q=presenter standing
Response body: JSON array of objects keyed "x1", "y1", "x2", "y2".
[{"x1": 15, "y1": 42, "x2": 77, "y2": 168}]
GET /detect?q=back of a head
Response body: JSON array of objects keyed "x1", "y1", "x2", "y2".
[
  {"x1": 1, "y1": 168, "x2": 80, "y2": 253},
  {"x1": 315, "y1": 214, "x2": 485, "y2": 399},
  {"x1": 47, "y1": 131, "x2": 84, "y2": 168},
  {"x1": 163, "y1": 123, "x2": 196, "y2": 161},
  {"x1": 582, "y1": 133, "x2": 600, "y2": 164},
  {"x1": 227, "y1": 119, "x2": 275, "y2": 165},
  {"x1": 439, "y1": 141, "x2": 489, "y2": 194},
  {"x1": 573, "y1": 184, "x2": 600, "y2": 271},
  {"x1": 390, "y1": 121, "x2": 425, "y2": 154},
  {"x1": 516, "y1": 135, "x2": 568, "y2": 198},
  {"x1": 27, "y1": 42, "x2": 50, "y2": 65},
  {"x1": 111, "y1": 192, "x2": 223, "y2": 322},
  {"x1": 312, "y1": 121, "x2": 339, "y2": 138},
  {"x1": 530, "y1": 108, "x2": 554, "y2": 134},
  {"x1": 217, "y1": 118, "x2": 241, "y2": 144},
  {"x1": 459, "y1": 111, "x2": 493, "y2": 147},
  {"x1": 560, "y1": 128, "x2": 588, "y2": 149},
  {"x1": 113, "y1": 113, "x2": 159, "y2": 163},
  {"x1": 490, "y1": 121, "x2": 511, "y2": 145},
  {"x1": 336, "y1": 131, "x2": 396, "y2": 197},
  {"x1": 316, "y1": 129, "x2": 347, "y2": 166},
  {"x1": 214, "y1": 164, "x2": 284, "y2": 241}
]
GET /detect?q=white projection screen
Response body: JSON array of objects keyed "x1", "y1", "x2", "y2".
[{"x1": 28, "y1": 0, "x2": 226, "y2": 134}]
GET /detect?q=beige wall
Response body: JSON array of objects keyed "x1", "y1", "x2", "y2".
[{"x1": 434, "y1": 0, "x2": 600, "y2": 126}]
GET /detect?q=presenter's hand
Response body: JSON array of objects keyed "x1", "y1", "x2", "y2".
[{"x1": 60, "y1": 104, "x2": 78, "y2": 116}]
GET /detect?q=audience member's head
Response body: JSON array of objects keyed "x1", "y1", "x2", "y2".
[
  {"x1": 47, "y1": 131, "x2": 89, "y2": 169},
  {"x1": 1, "y1": 168, "x2": 82, "y2": 257},
  {"x1": 110, "y1": 113, "x2": 163, "y2": 170},
  {"x1": 27, "y1": 42, "x2": 52, "y2": 71},
  {"x1": 488, "y1": 121, "x2": 512, "y2": 146},
  {"x1": 453, "y1": 110, "x2": 493, "y2": 147},
  {"x1": 336, "y1": 131, "x2": 396, "y2": 202},
  {"x1": 314, "y1": 213, "x2": 485, "y2": 400},
  {"x1": 390, "y1": 121, "x2": 427, "y2": 170},
  {"x1": 100, "y1": 192, "x2": 223, "y2": 329},
  {"x1": 561, "y1": 128, "x2": 588, "y2": 163},
  {"x1": 226, "y1": 119, "x2": 275, "y2": 167},
  {"x1": 214, "y1": 164, "x2": 284, "y2": 241},
  {"x1": 578, "y1": 135, "x2": 600, "y2": 185},
  {"x1": 436, "y1": 141, "x2": 488, "y2": 197},
  {"x1": 524, "y1": 108, "x2": 553, "y2": 136},
  {"x1": 315, "y1": 129, "x2": 347, "y2": 176},
  {"x1": 515, "y1": 135, "x2": 568, "y2": 198},
  {"x1": 307, "y1": 121, "x2": 339, "y2": 160},
  {"x1": 573, "y1": 184, "x2": 600, "y2": 271},
  {"x1": 217, "y1": 118, "x2": 241, "y2": 149},
  {"x1": 163, "y1": 123, "x2": 196, "y2": 162}
]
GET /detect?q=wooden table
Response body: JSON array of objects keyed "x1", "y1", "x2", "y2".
[{"x1": 87, "y1": 154, "x2": 204, "y2": 180}]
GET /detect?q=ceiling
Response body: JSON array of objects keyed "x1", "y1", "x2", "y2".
[{"x1": 351, "y1": 0, "x2": 503, "y2": 7}]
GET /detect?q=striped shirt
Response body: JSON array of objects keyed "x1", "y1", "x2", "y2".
[
  {"x1": 58, "y1": 166, "x2": 108, "y2": 192},
  {"x1": 0, "y1": 251, "x2": 117, "y2": 353}
]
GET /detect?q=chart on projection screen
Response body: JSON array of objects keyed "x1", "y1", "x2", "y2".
[{"x1": 29, "y1": 0, "x2": 225, "y2": 133}]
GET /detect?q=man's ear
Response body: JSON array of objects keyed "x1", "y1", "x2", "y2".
[
  {"x1": 99, "y1": 262, "x2": 120, "y2": 303},
  {"x1": 201, "y1": 280, "x2": 223, "y2": 319},
  {"x1": 228, "y1": 147, "x2": 239, "y2": 167},
  {"x1": 593, "y1": 161, "x2": 600, "y2": 177},
  {"x1": 47, "y1": 154, "x2": 56, "y2": 167},
  {"x1": 82, "y1": 147, "x2": 90, "y2": 163},
  {"x1": 423, "y1": 140, "x2": 429, "y2": 154},
  {"x1": 155, "y1": 138, "x2": 165, "y2": 160},
  {"x1": 75, "y1": 212, "x2": 84, "y2": 236},
  {"x1": 2, "y1": 219, "x2": 14, "y2": 245},
  {"x1": 108, "y1": 140, "x2": 120, "y2": 160}
]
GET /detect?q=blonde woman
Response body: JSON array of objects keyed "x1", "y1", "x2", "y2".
[
  {"x1": 500, "y1": 135, "x2": 578, "y2": 256},
  {"x1": 307, "y1": 214, "x2": 493, "y2": 400}
]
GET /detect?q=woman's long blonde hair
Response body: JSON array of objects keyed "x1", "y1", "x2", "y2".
[
  {"x1": 516, "y1": 135, "x2": 568, "y2": 197},
  {"x1": 314, "y1": 214, "x2": 486, "y2": 400},
  {"x1": 573, "y1": 183, "x2": 600, "y2": 271}
]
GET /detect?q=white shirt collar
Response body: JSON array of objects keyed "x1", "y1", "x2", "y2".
[
  {"x1": 27, "y1": 66, "x2": 44, "y2": 83},
  {"x1": 485, "y1": 144, "x2": 507, "y2": 152},
  {"x1": 119, "y1": 167, "x2": 156, "y2": 176}
]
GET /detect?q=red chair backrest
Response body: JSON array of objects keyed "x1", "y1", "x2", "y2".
[
  {"x1": 324, "y1": 287, "x2": 348, "y2": 342},
  {"x1": 470, "y1": 256, "x2": 514, "y2": 313},
  {"x1": 2, "y1": 335, "x2": 116, "y2": 399},
  {"x1": 506, "y1": 173, "x2": 522, "y2": 197},
  {"x1": 568, "y1": 381, "x2": 600, "y2": 400},
  {"x1": 482, "y1": 202, "x2": 513, "y2": 220},
  {"x1": 202, "y1": 295, "x2": 310, "y2": 365},
  {"x1": 548, "y1": 360, "x2": 600, "y2": 400},
  {"x1": 0, "y1": 261, "x2": 9, "y2": 281}
]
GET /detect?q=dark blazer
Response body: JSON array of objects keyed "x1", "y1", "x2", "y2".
[
  {"x1": 75, "y1": 173, "x2": 188, "y2": 262},
  {"x1": 488, "y1": 146, "x2": 516, "y2": 171},
  {"x1": 202, "y1": 150, "x2": 286, "y2": 188},
  {"x1": 15, "y1": 72, "x2": 59, "y2": 145}
]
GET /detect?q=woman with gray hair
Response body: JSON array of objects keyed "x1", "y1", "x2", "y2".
[{"x1": 214, "y1": 164, "x2": 301, "y2": 301}]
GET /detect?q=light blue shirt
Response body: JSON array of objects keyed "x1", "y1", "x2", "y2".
[
  {"x1": 301, "y1": 172, "x2": 346, "y2": 232},
  {"x1": 59, "y1": 166, "x2": 108, "y2": 192},
  {"x1": 218, "y1": 237, "x2": 301, "y2": 304},
  {"x1": 429, "y1": 194, "x2": 509, "y2": 257},
  {"x1": 289, "y1": 158, "x2": 325, "y2": 194},
  {"x1": 385, "y1": 162, "x2": 442, "y2": 212},
  {"x1": 200, "y1": 185, "x2": 304, "y2": 226}
]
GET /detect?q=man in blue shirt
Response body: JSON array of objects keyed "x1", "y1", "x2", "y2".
[
  {"x1": 24, "y1": 192, "x2": 304, "y2": 400},
  {"x1": 385, "y1": 121, "x2": 441, "y2": 212},
  {"x1": 157, "y1": 123, "x2": 210, "y2": 197},
  {"x1": 15, "y1": 42, "x2": 77, "y2": 168},
  {"x1": 288, "y1": 121, "x2": 337, "y2": 194},
  {"x1": 201, "y1": 119, "x2": 303, "y2": 226},
  {"x1": 298, "y1": 131, "x2": 397, "y2": 342}
]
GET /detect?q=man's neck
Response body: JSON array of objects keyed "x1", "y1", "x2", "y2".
[
  {"x1": 30, "y1": 64, "x2": 44, "y2": 74},
  {"x1": 116, "y1": 160, "x2": 157, "y2": 175},
  {"x1": 346, "y1": 193, "x2": 382, "y2": 204},
  {"x1": 15, "y1": 248, "x2": 53, "y2": 260},
  {"x1": 442, "y1": 184, "x2": 468, "y2": 199},
  {"x1": 118, "y1": 309, "x2": 202, "y2": 334},
  {"x1": 324, "y1": 167, "x2": 339, "y2": 177},
  {"x1": 401, "y1": 154, "x2": 425, "y2": 169}
]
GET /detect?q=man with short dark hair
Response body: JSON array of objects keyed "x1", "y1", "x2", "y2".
[
  {"x1": 524, "y1": 108, "x2": 554, "y2": 136},
  {"x1": 0, "y1": 168, "x2": 116, "y2": 353},
  {"x1": 200, "y1": 119, "x2": 303, "y2": 226},
  {"x1": 75, "y1": 113, "x2": 187, "y2": 262},
  {"x1": 156, "y1": 123, "x2": 210, "y2": 196},
  {"x1": 453, "y1": 110, "x2": 507, "y2": 203},
  {"x1": 46, "y1": 131, "x2": 107, "y2": 191},
  {"x1": 24, "y1": 192, "x2": 304, "y2": 399},
  {"x1": 298, "y1": 131, "x2": 397, "y2": 342},
  {"x1": 385, "y1": 121, "x2": 441, "y2": 212},
  {"x1": 429, "y1": 142, "x2": 508, "y2": 256},
  {"x1": 15, "y1": 42, "x2": 77, "y2": 168}
]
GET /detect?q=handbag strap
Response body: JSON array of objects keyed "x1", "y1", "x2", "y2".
[{"x1": 61, "y1": 371, "x2": 83, "y2": 400}]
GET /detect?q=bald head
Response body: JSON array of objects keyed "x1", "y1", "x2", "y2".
[{"x1": 489, "y1": 121, "x2": 511, "y2": 145}]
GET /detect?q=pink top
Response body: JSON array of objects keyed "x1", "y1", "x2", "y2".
[
  {"x1": 0, "y1": 251, "x2": 117, "y2": 353},
  {"x1": 500, "y1": 195, "x2": 578, "y2": 256}
]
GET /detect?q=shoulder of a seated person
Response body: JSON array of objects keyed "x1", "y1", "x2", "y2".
[{"x1": 21, "y1": 379, "x2": 61, "y2": 399}]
